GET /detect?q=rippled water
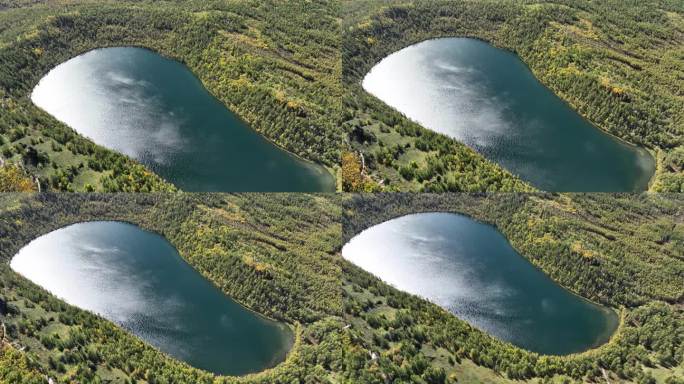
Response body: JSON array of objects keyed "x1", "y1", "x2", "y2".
[
  {"x1": 363, "y1": 38, "x2": 654, "y2": 191},
  {"x1": 11, "y1": 221, "x2": 293, "y2": 375},
  {"x1": 342, "y1": 212, "x2": 618, "y2": 355}
]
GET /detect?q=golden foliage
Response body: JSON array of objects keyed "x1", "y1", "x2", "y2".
[
  {"x1": 571, "y1": 240, "x2": 596, "y2": 259},
  {"x1": 341, "y1": 152, "x2": 382, "y2": 192},
  {"x1": 341, "y1": 151, "x2": 364, "y2": 192},
  {"x1": 0, "y1": 344, "x2": 43, "y2": 382},
  {"x1": 0, "y1": 165, "x2": 36, "y2": 192}
]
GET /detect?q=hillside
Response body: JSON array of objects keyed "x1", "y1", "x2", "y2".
[
  {"x1": 341, "y1": 193, "x2": 684, "y2": 383},
  {"x1": 2, "y1": 1, "x2": 679, "y2": 192},
  {"x1": 342, "y1": 0, "x2": 684, "y2": 192},
  {"x1": 0, "y1": 0, "x2": 343, "y2": 192},
  {"x1": 0, "y1": 193, "x2": 682, "y2": 383},
  {"x1": 0, "y1": 193, "x2": 344, "y2": 383}
]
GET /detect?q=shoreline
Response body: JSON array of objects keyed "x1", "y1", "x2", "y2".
[
  {"x1": 354, "y1": 35, "x2": 658, "y2": 192},
  {"x1": 342, "y1": 209, "x2": 623, "y2": 356},
  {"x1": 6, "y1": 218, "x2": 300, "y2": 378},
  {"x1": 29, "y1": 45, "x2": 339, "y2": 192}
]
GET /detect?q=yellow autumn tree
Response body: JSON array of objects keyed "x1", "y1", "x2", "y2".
[
  {"x1": 0, "y1": 164, "x2": 36, "y2": 192},
  {"x1": 341, "y1": 151, "x2": 365, "y2": 192}
]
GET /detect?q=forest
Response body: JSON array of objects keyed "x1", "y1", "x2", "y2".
[
  {"x1": 0, "y1": 193, "x2": 346, "y2": 383},
  {"x1": 1, "y1": 0, "x2": 680, "y2": 192},
  {"x1": 341, "y1": 193, "x2": 684, "y2": 383},
  {"x1": 341, "y1": 0, "x2": 684, "y2": 192},
  {"x1": 0, "y1": 193, "x2": 682, "y2": 383},
  {"x1": 0, "y1": 0, "x2": 343, "y2": 192}
]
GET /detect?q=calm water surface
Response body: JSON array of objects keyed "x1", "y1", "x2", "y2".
[
  {"x1": 342, "y1": 212, "x2": 618, "y2": 355},
  {"x1": 11, "y1": 221, "x2": 293, "y2": 375},
  {"x1": 32, "y1": 47, "x2": 334, "y2": 192},
  {"x1": 363, "y1": 38, "x2": 654, "y2": 191}
]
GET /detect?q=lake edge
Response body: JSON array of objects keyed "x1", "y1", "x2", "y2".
[
  {"x1": 31, "y1": 45, "x2": 337, "y2": 192},
  {"x1": 9, "y1": 219, "x2": 296, "y2": 376},
  {"x1": 360, "y1": 36, "x2": 656, "y2": 192},
  {"x1": 342, "y1": 211, "x2": 621, "y2": 355}
]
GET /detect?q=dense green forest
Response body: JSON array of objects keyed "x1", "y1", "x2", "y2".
[
  {"x1": 342, "y1": 193, "x2": 684, "y2": 383},
  {"x1": 0, "y1": 193, "x2": 346, "y2": 383},
  {"x1": 0, "y1": 193, "x2": 682, "y2": 383},
  {"x1": 342, "y1": 0, "x2": 684, "y2": 192},
  {"x1": 3, "y1": 0, "x2": 680, "y2": 192},
  {"x1": 0, "y1": 0, "x2": 342, "y2": 192}
]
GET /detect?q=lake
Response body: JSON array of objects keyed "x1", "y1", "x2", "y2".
[
  {"x1": 32, "y1": 47, "x2": 335, "y2": 192},
  {"x1": 10, "y1": 221, "x2": 293, "y2": 375},
  {"x1": 342, "y1": 212, "x2": 618, "y2": 355},
  {"x1": 363, "y1": 38, "x2": 654, "y2": 192}
]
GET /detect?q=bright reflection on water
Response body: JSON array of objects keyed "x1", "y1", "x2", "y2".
[
  {"x1": 32, "y1": 47, "x2": 334, "y2": 192},
  {"x1": 34, "y1": 62, "x2": 182, "y2": 165},
  {"x1": 342, "y1": 213, "x2": 618, "y2": 355},
  {"x1": 11, "y1": 221, "x2": 292, "y2": 375},
  {"x1": 363, "y1": 38, "x2": 654, "y2": 192}
]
